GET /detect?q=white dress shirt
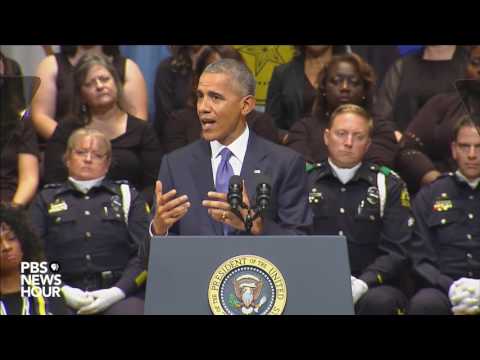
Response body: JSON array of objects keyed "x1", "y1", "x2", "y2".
[{"x1": 210, "y1": 125, "x2": 249, "y2": 186}]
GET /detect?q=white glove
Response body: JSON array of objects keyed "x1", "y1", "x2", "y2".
[
  {"x1": 77, "y1": 287, "x2": 126, "y2": 315},
  {"x1": 351, "y1": 276, "x2": 369, "y2": 304},
  {"x1": 61, "y1": 285, "x2": 95, "y2": 310},
  {"x1": 448, "y1": 280, "x2": 470, "y2": 306},
  {"x1": 449, "y1": 278, "x2": 480, "y2": 315}
]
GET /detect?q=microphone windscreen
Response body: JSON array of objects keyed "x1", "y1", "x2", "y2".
[
  {"x1": 254, "y1": 173, "x2": 271, "y2": 189},
  {"x1": 229, "y1": 175, "x2": 242, "y2": 188}
]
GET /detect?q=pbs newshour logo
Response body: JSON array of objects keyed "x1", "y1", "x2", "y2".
[{"x1": 20, "y1": 261, "x2": 62, "y2": 298}]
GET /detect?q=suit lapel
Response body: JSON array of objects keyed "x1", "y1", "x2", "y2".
[
  {"x1": 191, "y1": 139, "x2": 223, "y2": 235},
  {"x1": 241, "y1": 132, "x2": 270, "y2": 206}
]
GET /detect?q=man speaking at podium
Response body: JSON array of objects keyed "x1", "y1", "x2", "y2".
[{"x1": 150, "y1": 59, "x2": 311, "y2": 238}]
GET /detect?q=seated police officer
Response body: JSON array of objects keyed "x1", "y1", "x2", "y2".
[
  {"x1": 30, "y1": 128, "x2": 149, "y2": 315},
  {"x1": 307, "y1": 104, "x2": 414, "y2": 314},
  {"x1": 407, "y1": 116, "x2": 480, "y2": 315}
]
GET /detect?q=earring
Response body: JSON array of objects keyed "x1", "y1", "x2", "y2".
[{"x1": 81, "y1": 104, "x2": 87, "y2": 113}]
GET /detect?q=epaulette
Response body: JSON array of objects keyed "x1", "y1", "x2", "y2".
[
  {"x1": 42, "y1": 183, "x2": 63, "y2": 189},
  {"x1": 306, "y1": 162, "x2": 323, "y2": 173},
  {"x1": 378, "y1": 165, "x2": 401, "y2": 179},
  {"x1": 430, "y1": 172, "x2": 454, "y2": 184}
]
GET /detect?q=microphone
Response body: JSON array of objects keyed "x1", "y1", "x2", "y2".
[
  {"x1": 227, "y1": 175, "x2": 243, "y2": 211},
  {"x1": 254, "y1": 173, "x2": 272, "y2": 213}
]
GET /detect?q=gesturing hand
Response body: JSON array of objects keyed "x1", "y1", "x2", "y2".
[{"x1": 152, "y1": 180, "x2": 190, "y2": 235}]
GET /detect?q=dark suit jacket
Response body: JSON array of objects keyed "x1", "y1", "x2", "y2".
[
  {"x1": 153, "y1": 57, "x2": 193, "y2": 138},
  {"x1": 157, "y1": 130, "x2": 312, "y2": 235},
  {"x1": 265, "y1": 56, "x2": 305, "y2": 131}
]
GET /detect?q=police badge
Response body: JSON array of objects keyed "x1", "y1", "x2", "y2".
[
  {"x1": 111, "y1": 195, "x2": 122, "y2": 212},
  {"x1": 366, "y1": 187, "x2": 379, "y2": 206}
]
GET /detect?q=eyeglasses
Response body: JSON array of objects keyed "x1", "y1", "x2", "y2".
[{"x1": 72, "y1": 149, "x2": 108, "y2": 161}]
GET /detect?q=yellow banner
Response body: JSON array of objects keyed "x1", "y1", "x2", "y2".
[{"x1": 234, "y1": 45, "x2": 295, "y2": 106}]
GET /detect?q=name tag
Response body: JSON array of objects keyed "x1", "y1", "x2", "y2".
[{"x1": 48, "y1": 201, "x2": 68, "y2": 214}]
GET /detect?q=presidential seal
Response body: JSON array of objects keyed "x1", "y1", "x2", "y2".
[{"x1": 208, "y1": 255, "x2": 287, "y2": 315}]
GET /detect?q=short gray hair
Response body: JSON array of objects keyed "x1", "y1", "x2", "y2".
[{"x1": 202, "y1": 58, "x2": 256, "y2": 97}]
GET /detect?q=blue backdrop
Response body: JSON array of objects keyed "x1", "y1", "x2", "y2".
[{"x1": 120, "y1": 45, "x2": 171, "y2": 121}]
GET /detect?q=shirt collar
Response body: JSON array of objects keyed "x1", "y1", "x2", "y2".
[
  {"x1": 317, "y1": 161, "x2": 376, "y2": 186},
  {"x1": 56, "y1": 177, "x2": 118, "y2": 196},
  {"x1": 210, "y1": 125, "x2": 249, "y2": 163},
  {"x1": 455, "y1": 170, "x2": 480, "y2": 190},
  {"x1": 328, "y1": 158, "x2": 362, "y2": 184}
]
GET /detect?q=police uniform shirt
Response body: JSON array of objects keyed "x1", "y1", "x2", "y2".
[
  {"x1": 308, "y1": 161, "x2": 414, "y2": 287},
  {"x1": 29, "y1": 179, "x2": 150, "y2": 296},
  {"x1": 410, "y1": 172, "x2": 480, "y2": 294}
]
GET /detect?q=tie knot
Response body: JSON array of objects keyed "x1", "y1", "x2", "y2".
[{"x1": 219, "y1": 147, "x2": 233, "y2": 162}]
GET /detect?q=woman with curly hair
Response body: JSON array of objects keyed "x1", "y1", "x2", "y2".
[
  {"x1": 286, "y1": 53, "x2": 398, "y2": 168},
  {"x1": 0, "y1": 203, "x2": 68, "y2": 315}
]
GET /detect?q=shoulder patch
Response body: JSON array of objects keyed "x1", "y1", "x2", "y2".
[
  {"x1": 400, "y1": 187, "x2": 411, "y2": 208},
  {"x1": 430, "y1": 172, "x2": 454, "y2": 184},
  {"x1": 306, "y1": 162, "x2": 323, "y2": 173}
]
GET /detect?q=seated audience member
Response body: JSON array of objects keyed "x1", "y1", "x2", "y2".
[
  {"x1": 163, "y1": 45, "x2": 280, "y2": 153},
  {"x1": 287, "y1": 53, "x2": 398, "y2": 168},
  {"x1": 266, "y1": 46, "x2": 341, "y2": 131},
  {"x1": 153, "y1": 45, "x2": 207, "y2": 138},
  {"x1": 407, "y1": 116, "x2": 480, "y2": 315},
  {"x1": 374, "y1": 45, "x2": 468, "y2": 142},
  {"x1": 43, "y1": 53, "x2": 161, "y2": 204},
  {"x1": 150, "y1": 59, "x2": 312, "y2": 239},
  {"x1": 396, "y1": 45, "x2": 480, "y2": 193},
  {"x1": 349, "y1": 46, "x2": 400, "y2": 87},
  {"x1": 32, "y1": 45, "x2": 148, "y2": 141},
  {"x1": 0, "y1": 53, "x2": 40, "y2": 206},
  {"x1": 30, "y1": 128, "x2": 149, "y2": 315},
  {"x1": 1, "y1": 203, "x2": 69, "y2": 315},
  {"x1": 307, "y1": 104, "x2": 413, "y2": 314}
]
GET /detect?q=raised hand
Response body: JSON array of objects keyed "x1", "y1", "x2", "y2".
[{"x1": 152, "y1": 180, "x2": 190, "y2": 235}]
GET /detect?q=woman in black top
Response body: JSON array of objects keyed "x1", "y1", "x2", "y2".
[
  {"x1": 153, "y1": 45, "x2": 208, "y2": 138},
  {"x1": 396, "y1": 45, "x2": 480, "y2": 192},
  {"x1": 374, "y1": 45, "x2": 469, "y2": 142},
  {"x1": 43, "y1": 54, "x2": 161, "y2": 204},
  {"x1": 0, "y1": 52, "x2": 39, "y2": 206},
  {"x1": 32, "y1": 46, "x2": 148, "y2": 140}
]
